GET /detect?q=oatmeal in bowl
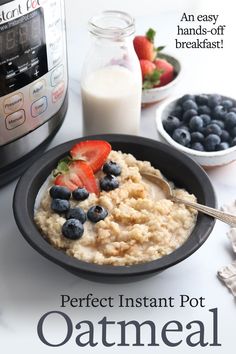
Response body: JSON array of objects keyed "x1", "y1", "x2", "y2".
[
  {"x1": 13, "y1": 135, "x2": 216, "y2": 281},
  {"x1": 34, "y1": 140, "x2": 197, "y2": 266}
]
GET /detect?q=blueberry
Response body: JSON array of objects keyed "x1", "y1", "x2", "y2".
[
  {"x1": 191, "y1": 142, "x2": 205, "y2": 151},
  {"x1": 208, "y1": 94, "x2": 222, "y2": 108},
  {"x1": 170, "y1": 105, "x2": 183, "y2": 119},
  {"x1": 204, "y1": 134, "x2": 221, "y2": 151},
  {"x1": 182, "y1": 99, "x2": 198, "y2": 111},
  {"x1": 172, "y1": 128, "x2": 191, "y2": 146},
  {"x1": 200, "y1": 114, "x2": 211, "y2": 126},
  {"x1": 230, "y1": 107, "x2": 236, "y2": 113},
  {"x1": 163, "y1": 115, "x2": 181, "y2": 133},
  {"x1": 213, "y1": 105, "x2": 227, "y2": 120},
  {"x1": 87, "y1": 205, "x2": 108, "y2": 223},
  {"x1": 66, "y1": 207, "x2": 86, "y2": 223},
  {"x1": 196, "y1": 94, "x2": 209, "y2": 105},
  {"x1": 210, "y1": 120, "x2": 225, "y2": 129},
  {"x1": 62, "y1": 219, "x2": 84, "y2": 240},
  {"x1": 100, "y1": 175, "x2": 119, "y2": 191},
  {"x1": 225, "y1": 112, "x2": 236, "y2": 129},
  {"x1": 191, "y1": 132, "x2": 204, "y2": 143},
  {"x1": 216, "y1": 142, "x2": 230, "y2": 151},
  {"x1": 179, "y1": 94, "x2": 195, "y2": 104},
  {"x1": 72, "y1": 187, "x2": 89, "y2": 201},
  {"x1": 221, "y1": 130, "x2": 231, "y2": 142},
  {"x1": 180, "y1": 125, "x2": 189, "y2": 131},
  {"x1": 51, "y1": 199, "x2": 70, "y2": 214},
  {"x1": 221, "y1": 99, "x2": 233, "y2": 110},
  {"x1": 103, "y1": 161, "x2": 122, "y2": 176},
  {"x1": 231, "y1": 127, "x2": 236, "y2": 138},
  {"x1": 204, "y1": 124, "x2": 222, "y2": 136},
  {"x1": 189, "y1": 115, "x2": 203, "y2": 131},
  {"x1": 49, "y1": 186, "x2": 71, "y2": 200},
  {"x1": 198, "y1": 105, "x2": 211, "y2": 115},
  {"x1": 231, "y1": 137, "x2": 236, "y2": 146},
  {"x1": 182, "y1": 109, "x2": 198, "y2": 122}
]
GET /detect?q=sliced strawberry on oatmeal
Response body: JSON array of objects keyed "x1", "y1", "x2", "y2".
[
  {"x1": 54, "y1": 164, "x2": 83, "y2": 191},
  {"x1": 73, "y1": 160, "x2": 99, "y2": 195},
  {"x1": 70, "y1": 140, "x2": 111, "y2": 172},
  {"x1": 53, "y1": 158, "x2": 99, "y2": 194}
]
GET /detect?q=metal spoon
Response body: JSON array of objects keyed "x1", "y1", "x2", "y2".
[{"x1": 141, "y1": 172, "x2": 236, "y2": 227}]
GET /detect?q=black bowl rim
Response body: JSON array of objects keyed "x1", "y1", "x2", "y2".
[{"x1": 13, "y1": 134, "x2": 216, "y2": 278}]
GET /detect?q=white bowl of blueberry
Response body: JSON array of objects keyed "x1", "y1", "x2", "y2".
[{"x1": 156, "y1": 93, "x2": 236, "y2": 167}]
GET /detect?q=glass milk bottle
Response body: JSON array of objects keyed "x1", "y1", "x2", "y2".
[{"x1": 81, "y1": 11, "x2": 142, "y2": 136}]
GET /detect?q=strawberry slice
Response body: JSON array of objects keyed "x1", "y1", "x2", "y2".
[
  {"x1": 73, "y1": 160, "x2": 99, "y2": 195},
  {"x1": 70, "y1": 140, "x2": 111, "y2": 172},
  {"x1": 54, "y1": 172, "x2": 82, "y2": 191},
  {"x1": 54, "y1": 160, "x2": 98, "y2": 194},
  {"x1": 54, "y1": 159, "x2": 83, "y2": 191}
]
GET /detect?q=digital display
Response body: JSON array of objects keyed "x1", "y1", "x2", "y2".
[
  {"x1": 0, "y1": 8, "x2": 48, "y2": 97},
  {"x1": 0, "y1": 12, "x2": 42, "y2": 62}
]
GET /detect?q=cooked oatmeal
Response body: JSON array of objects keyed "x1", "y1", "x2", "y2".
[{"x1": 34, "y1": 150, "x2": 197, "y2": 266}]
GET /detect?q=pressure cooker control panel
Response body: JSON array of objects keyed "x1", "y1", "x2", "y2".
[{"x1": 0, "y1": 0, "x2": 67, "y2": 146}]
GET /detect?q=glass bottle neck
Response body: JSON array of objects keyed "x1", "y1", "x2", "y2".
[{"x1": 88, "y1": 10, "x2": 135, "y2": 41}]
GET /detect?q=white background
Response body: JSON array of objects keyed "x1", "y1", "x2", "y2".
[{"x1": 1, "y1": 0, "x2": 236, "y2": 353}]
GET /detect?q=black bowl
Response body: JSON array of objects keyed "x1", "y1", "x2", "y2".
[{"x1": 13, "y1": 134, "x2": 216, "y2": 283}]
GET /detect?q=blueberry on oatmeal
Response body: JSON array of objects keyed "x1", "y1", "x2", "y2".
[
  {"x1": 87, "y1": 205, "x2": 108, "y2": 223},
  {"x1": 72, "y1": 187, "x2": 89, "y2": 201},
  {"x1": 66, "y1": 207, "x2": 87, "y2": 223},
  {"x1": 62, "y1": 219, "x2": 84, "y2": 240},
  {"x1": 100, "y1": 175, "x2": 119, "y2": 191},
  {"x1": 50, "y1": 186, "x2": 71, "y2": 200},
  {"x1": 51, "y1": 199, "x2": 70, "y2": 214},
  {"x1": 103, "y1": 161, "x2": 122, "y2": 176}
]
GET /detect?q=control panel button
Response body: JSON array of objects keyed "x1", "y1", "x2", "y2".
[
  {"x1": 31, "y1": 96, "x2": 48, "y2": 117},
  {"x1": 30, "y1": 80, "x2": 46, "y2": 99},
  {"x1": 51, "y1": 65, "x2": 64, "y2": 87},
  {"x1": 33, "y1": 65, "x2": 40, "y2": 78},
  {"x1": 19, "y1": 66, "x2": 28, "y2": 73},
  {"x1": 6, "y1": 72, "x2": 16, "y2": 79},
  {"x1": 31, "y1": 58, "x2": 40, "y2": 67},
  {"x1": 49, "y1": 33, "x2": 61, "y2": 51},
  {"x1": 6, "y1": 76, "x2": 17, "y2": 92},
  {"x1": 4, "y1": 93, "x2": 24, "y2": 114},
  {"x1": 52, "y1": 82, "x2": 64, "y2": 103},
  {"x1": 52, "y1": 50, "x2": 62, "y2": 67},
  {"x1": 5, "y1": 110, "x2": 26, "y2": 130}
]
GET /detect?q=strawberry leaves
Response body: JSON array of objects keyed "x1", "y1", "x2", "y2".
[
  {"x1": 156, "y1": 45, "x2": 165, "y2": 53},
  {"x1": 145, "y1": 28, "x2": 165, "y2": 60},
  {"x1": 142, "y1": 68, "x2": 164, "y2": 89},
  {"x1": 146, "y1": 28, "x2": 156, "y2": 43},
  {"x1": 53, "y1": 157, "x2": 72, "y2": 177}
]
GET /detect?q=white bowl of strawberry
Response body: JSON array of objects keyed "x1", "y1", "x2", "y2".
[{"x1": 133, "y1": 28, "x2": 181, "y2": 106}]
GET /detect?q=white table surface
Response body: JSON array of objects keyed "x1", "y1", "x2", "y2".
[{"x1": 1, "y1": 1, "x2": 236, "y2": 353}]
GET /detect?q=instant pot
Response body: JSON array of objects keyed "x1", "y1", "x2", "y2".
[{"x1": 0, "y1": 0, "x2": 68, "y2": 186}]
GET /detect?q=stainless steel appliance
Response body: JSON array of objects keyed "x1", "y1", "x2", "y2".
[{"x1": 0, "y1": 0, "x2": 68, "y2": 185}]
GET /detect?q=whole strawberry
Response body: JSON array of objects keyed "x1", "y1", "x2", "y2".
[
  {"x1": 133, "y1": 28, "x2": 157, "y2": 61},
  {"x1": 140, "y1": 59, "x2": 156, "y2": 80},
  {"x1": 154, "y1": 58, "x2": 174, "y2": 87},
  {"x1": 140, "y1": 59, "x2": 163, "y2": 89}
]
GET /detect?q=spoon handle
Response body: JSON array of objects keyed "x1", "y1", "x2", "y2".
[{"x1": 173, "y1": 197, "x2": 236, "y2": 227}]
